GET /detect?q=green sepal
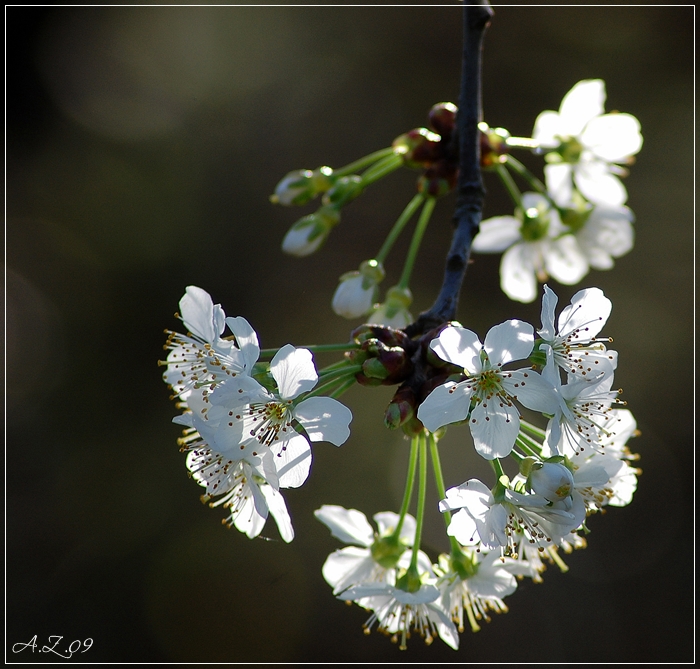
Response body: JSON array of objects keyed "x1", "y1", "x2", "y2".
[
  {"x1": 449, "y1": 548, "x2": 478, "y2": 580},
  {"x1": 395, "y1": 567, "x2": 423, "y2": 594},
  {"x1": 370, "y1": 534, "x2": 405, "y2": 569}
]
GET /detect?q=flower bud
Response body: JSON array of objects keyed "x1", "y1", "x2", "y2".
[
  {"x1": 401, "y1": 415, "x2": 427, "y2": 437},
  {"x1": 351, "y1": 323, "x2": 412, "y2": 350},
  {"x1": 428, "y1": 102, "x2": 458, "y2": 138},
  {"x1": 355, "y1": 334, "x2": 412, "y2": 383},
  {"x1": 417, "y1": 159, "x2": 458, "y2": 197},
  {"x1": 478, "y1": 122, "x2": 510, "y2": 168},
  {"x1": 392, "y1": 128, "x2": 443, "y2": 169},
  {"x1": 367, "y1": 286, "x2": 413, "y2": 330},
  {"x1": 322, "y1": 175, "x2": 364, "y2": 208},
  {"x1": 384, "y1": 384, "x2": 417, "y2": 429},
  {"x1": 528, "y1": 462, "x2": 575, "y2": 502},
  {"x1": 332, "y1": 260, "x2": 385, "y2": 319},
  {"x1": 270, "y1": 166, "x2": 334, "y2": 206},
  {"x1": 281, "y1": 205, "x2": 340, "y2": 256}
]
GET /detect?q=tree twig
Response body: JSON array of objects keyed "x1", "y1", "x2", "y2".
[{"x1": 404, "y1": 0, "x2": 493, "y2": 338}]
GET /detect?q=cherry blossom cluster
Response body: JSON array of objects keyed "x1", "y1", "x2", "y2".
[
  {"x1": 473, "y1": 79, "x2": 642, "y2": 303},
  {"x1": 161, "y1": 77, "x2": 643, "y2": 652},
  {"x1": 311, "y1": 285, "x2": 639, "y2": 649},
  {"x1": 161, "y1": 285, "x2": 353, "y2": 542}
]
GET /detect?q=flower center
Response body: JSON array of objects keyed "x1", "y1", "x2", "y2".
[
  {"x1": 247, "y1": 400, "x2": 294, "y2": 446},
  {"x1": 472, "y1": 369, "x2": 505, "y2": 400}
]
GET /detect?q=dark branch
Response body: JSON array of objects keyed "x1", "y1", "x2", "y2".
[{"x1": 404, "y1": 0, "x2": 493, "y2": 338}]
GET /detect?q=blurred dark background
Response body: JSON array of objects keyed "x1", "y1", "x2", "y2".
[{"x1": 6, "y1": 2, "x2": 694, "y2": 663}]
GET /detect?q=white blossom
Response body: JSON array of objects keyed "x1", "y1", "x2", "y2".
[
  {"x1": 338, "y1": 581, "x2": 459, "y2": 651},
  {"x1": 205, "y1": 344, "x2": 353, "y2": 489},
  {"x1": 541, "y1": 343, "x2": 619, "y2": 457},
  {"x1": 436, "y1": 551, "x2": 518, "y2": 633},
  {"x1": 537, "y1": 284, "x2": 617, "y2": 377},
  {"x1": 439, "y1": 478, "x2": 583, "y2": 557},
  {"x1": 314, "y1": 505, "x2": 424, "y2": 596},
  {"x1": 417, "y1": 320, "x2": 558, "y2": 459},
  {"x1": 472, "y1": 193, "x2": 588, "y2": 303},
  {"x1": 533, "y1": 79, "x2": 643, "y2": 207},
  {"x1": 161, "y1": 286, "x2": 258, "y2": 401}
]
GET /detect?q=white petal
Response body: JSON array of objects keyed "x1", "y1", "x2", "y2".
[
  {"x1": 224, "y1": 316, "x2": 260, "y2": 372},
  {"x1": 532, "y1": 110, "x2": 563, "y2": 147},
  {"x1": 430, "y1": 325, "x2": 482, "y2": 372},
  {"x1": 209, "y1": 374, "x2": 270, "y2": 409},
  {"x1": 576, "y1": 206, "x2": 634, "y2": 268},
  {"x1": 261, "y1": 485, "x2": 294, "y2": 543},
  {"x1": 558, "y1": 287, "x2": 612, "y2": 340},
  {"x1": 558, "y1": 79, "x2": 605, "y2": 136},
  {"x1": 478, "y1": 503, "x2": 509, "y2": 549},
  {"x1": 580, "y1": 113, "x2": 642, "y2": 162},
  {"x1": 469, "y1": 398, "x2": 520, "y2": 459},
  {"x1": 574, "y1": 161, "x2": 627, "y2": 206},
  {"x1": 270, "y1": 345, "x2": 318, "y2": 399},
  {"x1": 294, "y1": 396, "x2": 352, "y2": 446},
  {"x1": 544, "y1": 163, "x2": 574, "y2": 207},
  {"x1": 374, "y1": 511, "x2": 416, "y2": 545},
  {"x1": 321, "y1": 547, "x2": 378, "y2": 593},
  {"x1": 439, "y1": 478, "x2": 492, "y2": 513},
  {"x1": 544, "y1": 415, "x2": 563, "y2": 456},
  {"x1": 446, "y1": 508, "x2": 480, "y2": 546},
  {"x1": 500, "y1": 243, "x2": 538, "y2": 303},
  {"x1": 544, "y1": 236, "x2": 589, "y2": 285},
  {"x1": 232, "y1": 483, "x2": 269, "y2": 539},
  {"x1": 472, "y1": 216, "x2": 522, "y2": 252},
  {"x1": 270, "y1": 432, "x2": 312, "y2": 489},
  {"x1": 538, "y1": 284, "x2": 559, "y2": 340},
  {"x1": 179, "y1": 285, "x2": 225, "y2": 342},
  {"x1": 432, "y1": 607, "x2": 460, "y2": 651},
  {"x1": 315, "y1": 505, "x2": 374, "y2": 546},
  {"x1": 502, "y1": 369, "x2": 559, "y2": 414},
  {"x1": 417, "y1": 381, "x2": 473, "y2": 433},
  {"x1": 483, "y1": 319, "x2": 534, "y2": 366}
]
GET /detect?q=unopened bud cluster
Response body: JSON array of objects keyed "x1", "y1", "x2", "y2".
[
  {"x1": 393, "y1": 102, "x2": 459, "y2": 197},
  {"x1": 346, "y1": 322, "x2": 464, "y2": 436}
]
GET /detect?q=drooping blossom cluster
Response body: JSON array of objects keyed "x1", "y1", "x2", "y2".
[
  {"x1": 309, "y1": 286, "x2": 639, "y2": 649},
  {"x1": 162, "y1": 286, "x2": 353, "y2": 542}
]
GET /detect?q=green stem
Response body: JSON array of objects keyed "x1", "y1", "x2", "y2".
[
  {"x1": 334, "y1": 147, "x2": 396, "y2": 177},
  {"x1": 515, "y1": 432, "x2": 543, "y2": 458},
  {"x1": 490, "y1": 457, "x2": 506, "y2": 480},
  {"x1": 302, "y1": 367, "x2": 361, "y2": 400},
  {"x1": 509, "y1": 448, "x2": 525, "y2": 464},
  {"x1": 409, "y1": 432, "x2": 428, "y2": 573},
  {"x1": 519, "y1": 419, "x2": 546, "y2": 439},
  {"x1": 318, "y1": 358, "x2": 358, "y2": 374},
  {"x1": 317, "y1": 364, "x2": 363, "y2": 381},
  {"x1": 392, "y1": 434, "x2": 419, "y2": 541},
  {"x1": 505, "y1": 136, "x2": 541, "y2": 150},
  {"x1": 398, "y1": 197, "x2": 437, "y2": 289},
  {"x1": 328, "y1": 376, "x2": 357, "y2": 399},
  {"x1": 428, "y1": 433, "x2": 452, "y2": 532},
  {"x1": 496, "y1": 163, "x2": 522, "y2": 207},
  {"x1": 375, "y1": 193, "x2": 425, "y2": 264},
  {"x1": 504, "y1": 155, "x2": 547, "y2": 194},
  {"x1": 360, "y1": 153, "x2": 404, "y2": 186},
  {"x1": 258, "y1": 342, "x2": 359, "y2": 359}
]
